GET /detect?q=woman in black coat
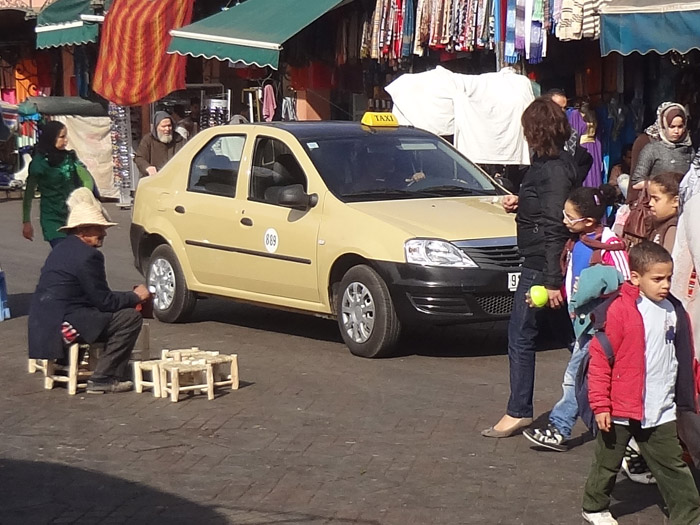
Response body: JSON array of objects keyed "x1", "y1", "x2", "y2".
[{"x1": 482, "y1": 98, "x2": 579, "y2": 438}]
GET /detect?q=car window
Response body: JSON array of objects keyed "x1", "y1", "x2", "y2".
[
  {"x1": 249, "y1": 136, "x2": 307, "y2": 205},
  {"x1": 303, "y1": 134, "x2": 500, "y2": 202},
  {"x1": 188, "y1": 135, "x2": 245, "y2": 197}
]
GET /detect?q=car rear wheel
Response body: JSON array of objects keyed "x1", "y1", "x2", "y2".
[
  {"x1": 147, "y1": 244, "x2": 196, "y2": 323},
  {"x1": 337, "y1": 265, "x2": 401, "y2": 358}
]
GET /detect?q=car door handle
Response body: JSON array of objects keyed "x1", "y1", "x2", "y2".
[
  {"x1": 174, "y1": 206, "x2": 185, "y2": 214},
  {"x1": 240, "y1": 217, "x2": 253, "y2": 226}
]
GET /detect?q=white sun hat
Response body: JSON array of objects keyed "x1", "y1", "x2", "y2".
[{"x1": 59, "y1": 188, "x2": 117, "y2": 231}]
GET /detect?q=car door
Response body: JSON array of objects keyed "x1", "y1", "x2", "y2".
[
  {"x1": 170, "y1": 133, "x2": 251, "y2": 290},
  {"x1": 233, "y1": 133, "x2": 322, "y2": 304}
]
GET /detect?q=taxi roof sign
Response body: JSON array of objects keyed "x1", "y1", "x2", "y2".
[{"x1": 361, "y1": 111, "x2": 399, "y2": 127}]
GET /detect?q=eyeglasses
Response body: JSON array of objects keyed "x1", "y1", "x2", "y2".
[{"x1": 562, "y1": 210, "x2": 587, "y2": 224}]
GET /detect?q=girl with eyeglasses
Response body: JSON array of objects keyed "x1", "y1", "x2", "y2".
[{"x1": 523, "y1": 185, "x2": 630, "y2": 454}]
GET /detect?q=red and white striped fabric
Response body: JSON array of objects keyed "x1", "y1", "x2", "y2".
[
  {"x1": 93, "y1": 0, "x2": 194, "y2": 106},
  {"x1": 61, "y1": 321, "x2": 79, "y2": 344}
]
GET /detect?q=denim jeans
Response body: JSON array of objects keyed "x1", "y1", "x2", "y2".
[
  {"x1": 506, "y1": 266, "x2": 547, "y2": 418},
  {"x1": 549, "y1": 335, "x2": 591, "y2": 439}
]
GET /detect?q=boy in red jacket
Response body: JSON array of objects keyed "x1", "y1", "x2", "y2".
[{"x1": 582, "y1": 241, "x2": 700, "y2": 525}]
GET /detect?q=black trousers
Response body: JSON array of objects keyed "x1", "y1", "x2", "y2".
[{"x1": 92, "y1": 309, "x2": 143, "y2": 381}]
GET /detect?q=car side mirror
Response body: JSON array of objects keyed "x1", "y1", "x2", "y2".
[{"x1": 277, "y1": 184, "x2": 318, "y2": 209}]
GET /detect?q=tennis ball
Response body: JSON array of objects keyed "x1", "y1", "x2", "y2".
[{"x1": 529, "y1": 285, "x2": 549, "y2": 308}]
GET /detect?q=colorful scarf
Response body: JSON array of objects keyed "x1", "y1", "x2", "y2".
[
  {"x1": 505, "y1": 0, "x2": 517, "y2": 61},
  {"x1": 515, "y1": 0, "x2": 526, "y2": 51}
]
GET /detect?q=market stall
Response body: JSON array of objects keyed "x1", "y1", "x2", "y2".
[{"x1": 21, "y1": 96, "x2": 118, "y2": 199}]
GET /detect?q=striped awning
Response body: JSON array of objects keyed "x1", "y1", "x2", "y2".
[
  {"x1": 93, "y1": 0, "x2": 194, "y2": 106},
  {"x1": 600, "y1": 0, "x2": 700, "y2": 55},
  {"x1": 35, "y1": 0, "x2": 111, "y2": 49},
  {"x1": 168, "y1": 0, "x2": 347, "y2": 70}
]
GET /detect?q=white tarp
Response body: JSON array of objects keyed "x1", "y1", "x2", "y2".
[
  {"x1": 54, "y1": 115, "x2": 118, "y2": 199},
  {"x1": 387, "y1": 67, "x2": 534, "y2": 165},
  {"x1": 385, "y1": 66, "x2": 457, "y2": 137}
]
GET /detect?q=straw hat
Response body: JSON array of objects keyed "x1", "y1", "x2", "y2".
[{"x1": 59, "y1": 187, "x2": 117, "y2": 231}]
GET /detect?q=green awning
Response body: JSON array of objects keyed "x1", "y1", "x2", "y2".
[
  {"x1": 35, "y1": 0, "x2": 111, "y2": 49},
  {"x1": 168, "y1": 0, "x2": 347, "y2": 70}
]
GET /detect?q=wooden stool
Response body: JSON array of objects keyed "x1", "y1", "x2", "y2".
[
  {"x1": 132, "y1": 360, "x2": 162, "y2": 397},
  {"x1": 28, "y1": 358, "x2": 49, "y2": 375},
  {"x1": 161, "y1": 347, "x2": 218, "y2": 361},
  {"x1": 159, "y1": 361, "x2": 215, "y2": 403},
  {"x1": 204, "y1": 354, "x2": 239, "y2": 390},
  {"x1": 29, "y1": 343, "x2": 94, "y2": 395}
]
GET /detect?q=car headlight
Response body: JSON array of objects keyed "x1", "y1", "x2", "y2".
[{"x1": 404, "y1": 239, "x2": 478, "y2": 268}]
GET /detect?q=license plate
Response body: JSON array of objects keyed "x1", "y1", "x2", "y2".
[{"x1": 508, "y1": 272, "x2": 520, "y2": 292}]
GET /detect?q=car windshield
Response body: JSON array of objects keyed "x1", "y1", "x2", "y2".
[{"x1": 303, "y1": 133, "x2": 501, "y2": 201}]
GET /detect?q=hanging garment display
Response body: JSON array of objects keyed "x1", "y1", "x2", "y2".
[
  {"x1": 387, "y1": 67, "x2": 534, "y2": 165},
  {"x1": 108, "y1": 103, "x2": 133, "y2": 206},
  {"x1": 53, "y1": 114, "x2": 117, "y2": 199},
  {"x1": 262, "y1": 84, "x2": 277, "y2": 122},
  {"x1": 568, "y1": 107, "x2": 603, "y2": 188}
]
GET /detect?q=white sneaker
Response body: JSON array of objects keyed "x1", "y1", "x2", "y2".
[{"x1": 582, "y1": 510, "x2": 618, "y2": 524}]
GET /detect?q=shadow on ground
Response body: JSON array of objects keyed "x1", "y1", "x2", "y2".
[
  {"x1": 189, "y1": 297, "x2": 517, "y2": 358},
  {"x1": 0, "y1": 459, "x2": 229, "y2": 524}
]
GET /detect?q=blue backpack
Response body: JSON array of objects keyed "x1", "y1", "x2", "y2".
[{"x1": 574, "y1": 291, "x2": 620, "y2": 436}]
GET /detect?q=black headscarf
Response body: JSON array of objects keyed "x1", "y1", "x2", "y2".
[{"x1": 35, "y1": 121, "x2": 70, "y2": 166}]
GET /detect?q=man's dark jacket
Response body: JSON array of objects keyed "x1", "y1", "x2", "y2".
[
  {"x1": 516, "y1": 151, "x2": 579, "y2": 289},
  {"x1": 28, "y1": 235, "x2": 140, "y2": 359}
]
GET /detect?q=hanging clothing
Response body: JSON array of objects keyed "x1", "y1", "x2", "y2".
[
  {"x1": 568, "y1": 109, "x2": 603, "y2": 188},
  {"x1": 262, "y1": 84, "x2": 277, "y2": 122},
  {"x1": 452, "y1": 68, "x2": 534, "y2": 165}
]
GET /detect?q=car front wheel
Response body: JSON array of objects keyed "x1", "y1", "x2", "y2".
[
  {"x1": 147, "y1": 244, "x2": 196, "y2": 323},
  {"x1": 337, "y1": 265, "x2": 401, "y2": 358}
]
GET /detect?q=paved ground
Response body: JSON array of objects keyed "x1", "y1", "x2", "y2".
[{"x1": 0, "y1": 198, "x2": 679, "y2": 524}]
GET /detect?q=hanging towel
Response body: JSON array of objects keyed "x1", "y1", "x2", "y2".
[
  {"x1": 402, "y1": 0, "x2": 415, "y2": 57},
  {"x1": 524, "y1": 0, "x2": 533, "y2": 59},
  {"x1": 262, "y1": 84, "x2": 277, "y2": 122},
  {"x1": 515, "y1": 0, "x2": 526, "y2": 52},
  {"x1": 505, "y1": 0, "x2": 517, "y2": 62}
]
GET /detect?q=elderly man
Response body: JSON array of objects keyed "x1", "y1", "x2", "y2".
[
  {"x1": 134, "y1": 111, "x2": 184, "y2": 178},
  {"x1": 28, "y1": 188, "x2": 150, "y2": 393}
]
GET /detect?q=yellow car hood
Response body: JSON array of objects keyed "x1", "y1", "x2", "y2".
[{"x1": 347, "y1": 196, "x2": 516, "y2": 240}]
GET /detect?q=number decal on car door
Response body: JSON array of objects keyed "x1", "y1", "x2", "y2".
[{"x1": 264, "y1": 228, "x2": 279, "y2": 253}]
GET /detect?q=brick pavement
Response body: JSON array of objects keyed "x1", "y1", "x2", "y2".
[{"x1": 0, "y1": 200, "x2": 677, "y2": 524}]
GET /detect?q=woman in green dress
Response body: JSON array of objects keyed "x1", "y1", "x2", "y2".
[{"x1": 22, "y1": 121, "x2": 96, "y2": 248}]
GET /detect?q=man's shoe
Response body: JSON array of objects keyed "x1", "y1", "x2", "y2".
[
  {"x1": 86, "y1": 378, "x2": 133, "y2": 394},
  {"x1": 582, "y1": 510, "x2": 618, "y2": 525},
  {"x1": 523, "y1": 424, "x2": 568, "y2": 452}
]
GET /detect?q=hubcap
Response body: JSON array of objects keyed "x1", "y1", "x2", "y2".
[
  {"x1": 148, "y1": 257, "x2": 175, "y2": 310},
  {"x1": 340, "y1": 281, "x2": 375, "y2": 343}
]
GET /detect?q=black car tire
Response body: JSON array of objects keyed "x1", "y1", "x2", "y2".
[
  {"x1": 148, "y1": 244, "x2": 196, "y2": 323},
  {"x1": 337, "y1": 265, "x2": 401, "y2": 358}
]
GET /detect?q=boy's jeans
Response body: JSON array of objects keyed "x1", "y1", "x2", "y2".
[{"x1": 548, "y1": 335, "x2": 591, "y2": 439}]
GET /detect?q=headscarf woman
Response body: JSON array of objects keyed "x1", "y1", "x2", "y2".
[
  {"x1": 631, "y1": 103, "x2": 694, "y2": 191},
  {"x1": 22, "y1": 121, "x2": 95, "y2": 247}
]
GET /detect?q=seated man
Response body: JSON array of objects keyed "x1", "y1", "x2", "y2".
[{"x1": 28, "y1": 188, "x2": 150, "y2": 394}]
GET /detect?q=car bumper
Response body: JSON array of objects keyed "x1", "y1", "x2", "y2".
[{"x1": 373, "y1": 261, "x2": 518, "y2": 325}]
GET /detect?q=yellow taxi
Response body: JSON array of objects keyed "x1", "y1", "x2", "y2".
[{"x1": 130, "y1": 113, "x2": 522, "y2": 358}]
